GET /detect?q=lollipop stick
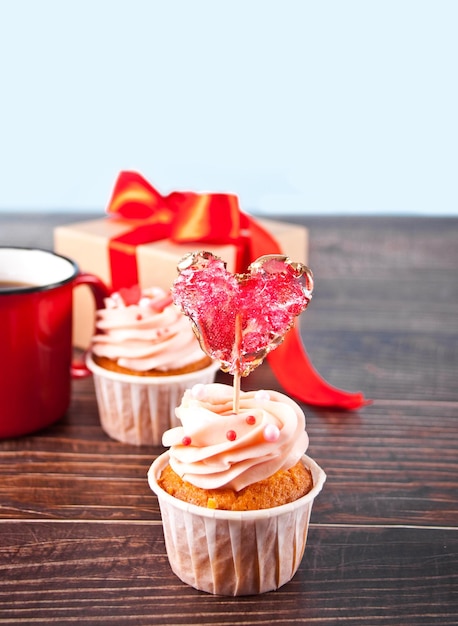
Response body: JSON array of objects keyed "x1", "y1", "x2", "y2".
[
  {"x1": 232, "y1": 312, "x2": 243, "y2": 413},
  {"x1": 233, "y1": 371, "x2": 241, "y2": 414}
]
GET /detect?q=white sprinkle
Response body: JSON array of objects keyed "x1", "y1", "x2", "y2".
[
  {"x1": 191, "y1": 383, "x2": 206, "y2": 399},
  {"x1": 138, "y1": 297, "x2": 151, "y2": 308},
  {"x1": 254, "y1": 390, "x2": 270, "y2": 402},
  {"x1": 263, "y1": 424, "x2": 280, "y2": 442}
]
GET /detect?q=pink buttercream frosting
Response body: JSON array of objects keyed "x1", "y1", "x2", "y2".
[
  {"x1": 162, "y1": 382, "x2": 309, "y2": 491},
  {"x1": 91, "y1": 287, "x2": 207, "y2": 372}
]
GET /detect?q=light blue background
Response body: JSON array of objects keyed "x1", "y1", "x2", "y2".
[{"x1": 0, "y1": 0, "x2": 456, "y2": 215}]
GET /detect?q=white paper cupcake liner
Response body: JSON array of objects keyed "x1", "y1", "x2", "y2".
[
  {"x1": 148, "y1": 452, "x2": 326, "y2": 596},
  {"x1": 86, "y1": 354, "x2": 220, "y2": 446}
]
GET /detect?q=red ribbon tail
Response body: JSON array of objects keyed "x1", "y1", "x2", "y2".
[
  {"x1": 246, "y1": 213, "x2": 369, "y2": 409},
  {"x1": 267, "y1": 324, "x2": 371, "y2": 410}
]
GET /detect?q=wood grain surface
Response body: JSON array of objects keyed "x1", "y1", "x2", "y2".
[{"x1": 0, "y1": 213, "x2": 457, "y2": 625}]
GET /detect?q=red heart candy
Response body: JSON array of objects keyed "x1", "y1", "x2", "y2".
[
  {"x1": 118, "y1": 284, "x2": 142, "y2": 305},
  {"x1": 172, "y1": 251, "x2": 313, "y2": 376}
]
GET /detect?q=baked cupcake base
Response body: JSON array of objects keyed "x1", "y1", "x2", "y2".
[
  {"x1": 158, "y1": 461, "x2": 313, "y2": 511},
  {"x1": 86, "y1": 353, "x2": 220, "y2": 446},
  {"x1": 148, "y1": 451, "x2": 326, "y2": 596},
  {"x1": 91, "y1": 354, "x2": 213, "y2": 377}
]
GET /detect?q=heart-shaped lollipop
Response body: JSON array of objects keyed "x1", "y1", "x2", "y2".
[{"x1": 172, "y1": 251, "x2": 313, "y2": 378}]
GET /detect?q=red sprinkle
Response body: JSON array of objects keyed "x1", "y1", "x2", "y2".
[
  {"x1": 226, "y1": 430, "x2": 237, "y2": 441},
  {"x1": 182, "y1": 436, "x2": 192, "y2": 446},
  {"x1": 246, "y1": 415, "x2": 256, "y2": 425},
  {"x1": 136, "y1": 314, "x2": 143, "y2": 321}
]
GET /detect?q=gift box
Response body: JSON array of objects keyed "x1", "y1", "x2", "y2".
[
  {"x1": 54, "y1": 172, "x2": 368, "y2": 410},
  {"x1": 53, "y1": 173, "x2": 309, "y2": 349}
]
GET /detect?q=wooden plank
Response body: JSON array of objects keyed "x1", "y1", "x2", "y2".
[{"x1": 0, "y1": 523, "x2": 456, "y2": 625}]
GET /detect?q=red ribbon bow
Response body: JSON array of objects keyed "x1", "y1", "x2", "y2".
[{"x1": 106, "y1": 171, "x2": 369, "y2": 410}]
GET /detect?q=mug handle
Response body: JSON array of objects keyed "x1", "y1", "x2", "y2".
[{"x1": 70, "y1": 272, "x2": 111, "y2": 378}]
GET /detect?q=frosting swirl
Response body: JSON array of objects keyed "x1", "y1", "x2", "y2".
[
  {"x1": 162, "y1": 383, "x2": 309, "y2": 491},
  {"x1": 91, "y1": 287, "x2": 207, "y2": 372}
]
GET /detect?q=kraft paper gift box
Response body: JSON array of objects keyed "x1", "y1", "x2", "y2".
[
  {"x1": 54, "y1": 215, "x2": 308, "y2": 349},
  {"x1": 53, "y1": 173, "x2": 367, "y2": 411}
]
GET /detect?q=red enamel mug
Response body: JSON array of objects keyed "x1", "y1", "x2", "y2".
[{"x1": 0, "y1": 247, "x2": 110, "y2": 439}]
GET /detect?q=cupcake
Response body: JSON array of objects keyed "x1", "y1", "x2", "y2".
[
  {"x1": 147, "y1": 251, "x2": 326, "y2": 595},
  {"x1": 86, "y1": 284, "x2": 219, "y2": 445},
  {"x1": 148, "y1": 383, "x2": 326, "y2": 595}
]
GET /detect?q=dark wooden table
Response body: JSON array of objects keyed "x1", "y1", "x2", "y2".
[{"x1": 0, "y1": 213, "x2": 457, "y2": 625}]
